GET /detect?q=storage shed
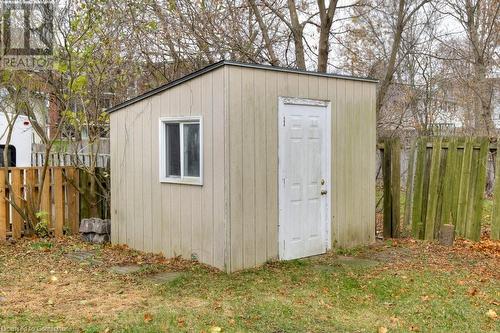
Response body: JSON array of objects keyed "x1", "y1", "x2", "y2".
[{"x1": 108, "y1": 61, "x2": 377, "y2": 272}]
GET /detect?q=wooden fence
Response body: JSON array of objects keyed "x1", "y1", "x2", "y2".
[
  {"x1": 32, "y1": 152, "x2": 110, "y2": 169},
  {"x1": 0, "y1": 167, "x2": 79, "y2": 240},
  {"x1": 381, "y1": 137, "x2": 500, "y2": 242}
]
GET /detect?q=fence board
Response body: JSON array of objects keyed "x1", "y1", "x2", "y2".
[
  {"x1": 0, "y1": 170, "x2": 6, "y2": 240},
  {"x1": 382, "y1": 138, "x2": 400, "y2": 238},
  {"x1": 467, "y1": 139, "x2": 488, "y2": 241},
  {"x1": 411, "y1": 138, "x2": 427, "y2": 238},
  {"x1": 440, "y1": 138, "x2": 457, "y2": 225},
  {"x1": 450, "y1": 139, "x2": 465, "y2": 225},
  {"x1": 383, "y1": 141, "x2": 392, "y2": 238},
  {"x1": 464, "y1": 146, "x2": 479, "y2": 238},
  {"x1": 434, "y1": 143, "x2": 448, "y2": 235},
  {"x1": 11, "y1": 169, "x2": 23, "y2": 238},
  {"x1": 404, "y1": 140, "x2": 417, "y2": 226},
  {"x1": 424, "y1": 138, "x2": 442, "y2": 240},
  {"x1": 456, "y1": 139, "x2": 473, "y2": 236},
  {"x1": 54, "y1": 168, "x2": 64, "y2": 237},
  {"x1": 66, "y1": 168, "x2": 79, "y2": 234},
  {"x1": 25, "y1": 169, "x2": 37, "y2": 224},
  {"x1": 493, "y1": 142, "x2": 500, "y2": 240},
  {"x1": 391, "y1": 139, "x2": 401, "y2": 237},
  {"x1": 40, "y1": 168, "x2": 51, "y2": 224}
]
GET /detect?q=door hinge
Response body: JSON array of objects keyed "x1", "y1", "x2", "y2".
[{"x1": 282, "y1": 116, "x2": 286, "y2": 127}]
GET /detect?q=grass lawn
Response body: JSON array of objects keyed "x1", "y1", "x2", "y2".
[{"x1": 0, "y1": 237, "x2": 498, "y2": 332}]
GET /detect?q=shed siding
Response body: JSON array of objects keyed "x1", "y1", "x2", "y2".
[
  {"x1": 110, "y1": 67, "x2": 227, "y2": 270},
  {"x1": 227, "y1": 66, "x2": 376, "y2": 272}
]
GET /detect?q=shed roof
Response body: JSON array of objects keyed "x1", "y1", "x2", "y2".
[{"x1": 107, "y1": 60, "x2": 378, "y2": 114}]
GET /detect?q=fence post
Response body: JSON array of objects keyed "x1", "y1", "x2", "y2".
[{"x1": 383, "y1": 138, "x2": 401, "y2": 238}]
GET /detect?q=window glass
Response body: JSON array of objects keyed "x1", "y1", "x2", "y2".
[
  {"x1": 0, "y1": 145, "x2": 16, "y2": 167},
  {"x1": 165, "y1": 123, "x2": 180, "y2": 177},
  {"x1": 183, "y1": 123, "x2": 200, "y2": 177}
]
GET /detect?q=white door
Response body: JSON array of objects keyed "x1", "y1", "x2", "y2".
[{"x1": 278, "y1": 97, "x2": 331, "y2": 260}]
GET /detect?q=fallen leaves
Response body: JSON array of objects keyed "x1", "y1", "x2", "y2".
[
  {"x1": 486, "y1": 309, "x2": 497, "y2": 320},
  {"x1": 467, "y1": 287, "x2": 478, "y2": 296},
  {"x1": 143, "y1": 313, "x2": 153, "y2": 323},
  {"x1": 378, "y1": 326, "x2": 388, "y2": 333}
]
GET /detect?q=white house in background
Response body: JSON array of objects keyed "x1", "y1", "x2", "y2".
[{"x1": 0, "y1": 113, "x2": 33, "y2": 167}]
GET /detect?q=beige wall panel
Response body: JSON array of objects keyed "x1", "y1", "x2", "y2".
[
  {"x1": 228, "y1": 67, "x2": 243, "y2": 272},
  {"x1": 212, "y1": 68, "x2": 226, "y2": 270},
  {"x1": 254, "y1": 69, "x2": 268, "y2": 265},
  {"x1": 117, "y1": 109, "x2": 127, "y2": 244},
  {"x1": 242, "y1": 70, "x2": 256, "y2": 268},
  {"x1": 110, "y1": 68, "x2": 226, "y2": 270},
  {"x1": 142, "y1": 99, "x2": 153, "y2": 252},
  {"x1": 287, "y1": 73, "x2": 300, "y2": 96},
  {"x1": 227, "y1": 66, "x2": 376, "y2": 271},
  {"x1": 110, "y1": 114, "x2": 118, "y2": 244},
  {"x1": 326, "y1": 78, "x2": 339, "y2": 244},
  {"x1": 265, "y1": 70, "x2": 279, "y2": 261},
  {"x1": 159, "y1": 88, "x2": 173, "y2": 257},
  {"x1": 334, "y1": 79, "x2": 347, "y2": 246},
  {"x1": 200, "y1": 72, "x2": 214, "y2": 265},
  {"x1": 125, "y1": 103, "x2": 135, "y2": 246},
  {"x1": 150, "y1": 92, "x2": 162, "y2": 253},
  {"x1": 168, "y1": 87, "x2": 182, "y2": 256}
]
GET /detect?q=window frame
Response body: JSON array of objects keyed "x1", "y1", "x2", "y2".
[{"x1": 159, "y1": 116, "x2": 203, "y2": 185}]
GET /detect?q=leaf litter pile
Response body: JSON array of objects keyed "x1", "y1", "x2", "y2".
[{"x1": 0, "y1": 236, "x2": 202, "y2": 325}]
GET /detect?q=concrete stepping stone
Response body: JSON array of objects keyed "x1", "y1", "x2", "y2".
[
  {"x1": 146, "y1": 271, "x2": 183, "y2": 284},
  {"x1": 65, "y1": 251, "x2": 94, "y2": 261},
  {"x1": 109, "y1": 265, "x2": 142, "y2": 274}
]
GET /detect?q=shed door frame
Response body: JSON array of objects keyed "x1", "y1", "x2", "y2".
[{"x1": 278, "y1": 97, "x2": 332, "y2": 260}]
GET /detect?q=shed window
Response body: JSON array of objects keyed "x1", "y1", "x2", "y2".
[{"x1": 160, "y1": 117, "x2": 202, "y2": 185}]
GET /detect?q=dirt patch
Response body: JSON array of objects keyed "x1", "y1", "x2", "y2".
[{"x1": 0, "y1": 237, "x2": 202, "y2": 325}]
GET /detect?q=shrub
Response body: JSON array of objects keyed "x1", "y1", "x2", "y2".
[{"x1": 34, "y1": 211, "x2": 50, "y2": 238}]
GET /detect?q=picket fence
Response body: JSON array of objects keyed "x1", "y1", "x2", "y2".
[{"x1": 0, "y1": 167, "x2": 79, "y2": 240}]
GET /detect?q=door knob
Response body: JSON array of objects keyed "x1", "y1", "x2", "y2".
[{"x1": 321, "y1": 190, "x2": 328, "y2": 195}]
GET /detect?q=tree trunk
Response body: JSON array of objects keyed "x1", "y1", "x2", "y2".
[
  {"x1": 287, "y1": 0, "x2": 306, "y2": 69},
  {"x1": 376, "y1": 0, "x2": 405, "y2": 116},
  {"x1": 316, "y1": 0, "x2": 338, "y2": 72},
  {"x1": 248, "y1": 0, "x2": 279, "y2": 66}
]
